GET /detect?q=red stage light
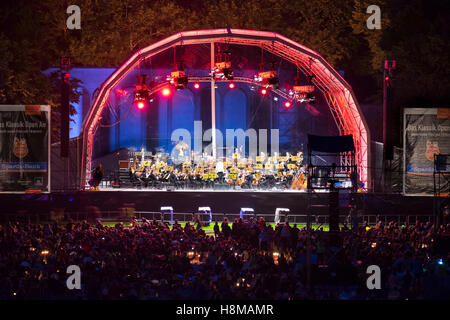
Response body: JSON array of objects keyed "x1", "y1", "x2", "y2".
[
  {"x1": 228, "y1": 82, "x2": 235, "y2": 89},
  {"x1": 261, "y1": 88, "x2": 267, "y2": 95},
  {"x1": 194, "y1": 82, "x2": 200, "y2": 89},
  {"x1": 137, "y1": 101, "x2": 145, "y2": 109},
  {"x1": 162, "y1": 88, "x2": 171, "y2": 96},
  {"x1": 284, "y1": 101, "x2": 292, "y2": 108}
]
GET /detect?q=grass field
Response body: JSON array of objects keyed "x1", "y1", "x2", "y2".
[
  {"x1": 100, "y1": 221, "x2": 334, "y2": 234},
  {"x1": 4, "y1": 220, "x2": 343, "y2": 234}
]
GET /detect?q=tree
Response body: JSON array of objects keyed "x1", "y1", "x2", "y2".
[
  {"x1": 0, "y1": 0, "x2": 81, "y2": 142},
  {"x1": 380, "y1": 0, "x2": 450, "y2": 107},
  {"x1": 1, "y1": 0, "x2": 448, "y2": 136},
  {"x1": 351, "y1": 0, "x2": 450, "y2": 106},
  {"x1": 47, "y1": 71, "x2": 83, "y2": 143}
]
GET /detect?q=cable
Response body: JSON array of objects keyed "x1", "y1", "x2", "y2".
[{"x1": 99, "y1": 101, "x2": 134, "y2": 128}]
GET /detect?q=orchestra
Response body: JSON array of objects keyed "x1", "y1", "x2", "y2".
[{"x1": 128, "y1": 149, "x2": 308, "y2": 191}]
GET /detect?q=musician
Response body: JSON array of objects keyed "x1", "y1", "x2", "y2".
[
  {"x1": 232, "y1": 148, "x2": 240, "y2": 166},
  {"x1": 215, "y1": 159, "x2": 225, "y2": 183},
  {"x1": 262, "y1": 173, "x2": 276, "y2": 189},
  {"x1": 167, "y1": 168, "x2": 174, "y2": 184},
  {"x1": 89, "y1": 163, "x2": 104, "y2": 190},
  {"x1": 241, "y1": 171, "x2": 253, "y2": 189},
  {"x1": 140, "y1": 147, "x2": 145, "y2": 166},
  {"x1": 140, "y1": 166, "x2": 154, "y2": 188},
  {"x1": 282, "y1": 170, "x2": 294, "y2": 189},
  {"x1": 130, "y1": 165, "x2": 140, "y2": 186},
  {"x1": 194, "y1": 168, "x2": 203, "y2": 189},
  {"x1": 173, "y1": 137, "x2": 189, "y2": 164},
  {"x1": 188, "y1": 169, "x2": 198, "y2": 189}
]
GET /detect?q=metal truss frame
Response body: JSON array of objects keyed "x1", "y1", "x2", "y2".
[{"x1": 80, "y1": 28, "x2": 371, "y2": 189}]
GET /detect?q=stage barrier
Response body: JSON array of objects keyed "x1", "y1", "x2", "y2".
[{"x1": 1, "y1": 210, "x2": 433, "y2": 229}]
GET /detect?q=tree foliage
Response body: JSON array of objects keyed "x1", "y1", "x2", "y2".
[{"x1": 0, "y1": 0, "x2": 448, "y2": 135}]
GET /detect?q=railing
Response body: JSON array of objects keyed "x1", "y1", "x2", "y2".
[{"x1": 1, "y1": 210, "x2": 433, "y2": 227}]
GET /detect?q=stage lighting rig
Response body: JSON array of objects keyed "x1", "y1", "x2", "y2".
[
  {"x1": 167, "y1": 60, "x2": 188, "y2": 90},
  {"x1": 254, "y1": 62, "x2": 279, "y2": 90},
  {"x1": 212, "y1": 47, "x2": 234, "y2": 80},
  {"x1": 133, "y1": 74, "x2": 151, "y2": 107},
  {"x1": 289, "y1": 74, "x2": 316, "y2": 103}
]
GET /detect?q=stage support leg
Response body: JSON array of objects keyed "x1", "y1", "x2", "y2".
[
  {"x1": 306, "y1": 191, "x2": 312, "y2": 290},
  {"x1": 329, "y1": 189, "x2": 340, "y2": 232},
  {"x1": 210, "y1": 42, "x2": 216, "y2": 159}
]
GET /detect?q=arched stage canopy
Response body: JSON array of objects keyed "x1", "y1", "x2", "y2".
[{"x1": 80, "y1": 28, "x2": 371, "y2": 189}]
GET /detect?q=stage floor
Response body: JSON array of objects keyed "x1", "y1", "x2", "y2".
[
  {"x1": 77, "y1": 187, "x2": 313, "y2": 214},
  {"x1": 97, "y1": 187, "x2": 312, "y2": 193}
]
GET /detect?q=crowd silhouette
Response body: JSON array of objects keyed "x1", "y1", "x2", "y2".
[{"x1": 0, "y1": 217, "x2": 449, "y2": 300}]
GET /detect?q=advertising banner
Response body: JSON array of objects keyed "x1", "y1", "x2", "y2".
[
  {"x1": 0, "y1": 105, "x2": 50, "y2": 192},
  {"x1": 403, "y1": 108, "x2": 450, "y2": 195}
]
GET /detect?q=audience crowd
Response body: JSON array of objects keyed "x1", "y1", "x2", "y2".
[{"x1": 0, "y1": 217, "x2": 449, "y2": 300}]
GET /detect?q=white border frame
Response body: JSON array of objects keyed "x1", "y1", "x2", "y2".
[{"x1": 0, "y1": 105, "x2": 51, "y2": 194}]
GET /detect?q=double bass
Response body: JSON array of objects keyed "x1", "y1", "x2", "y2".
[{"x1": 291, "y1": 167, "x2": 306, "y2": 190}]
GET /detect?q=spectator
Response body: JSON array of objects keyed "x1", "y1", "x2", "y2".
[{"x1": 0, "y1": 216, "x2": 448, "y2": 300}]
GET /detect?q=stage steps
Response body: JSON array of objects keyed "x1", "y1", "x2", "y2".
[{"x1": 118, "y1": 169, "x2": 133, "y2": 188}]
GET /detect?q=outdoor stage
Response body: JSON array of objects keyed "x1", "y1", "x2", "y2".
[{"x1": 0, "y1": 32, "x2": 437, "y2": 223}]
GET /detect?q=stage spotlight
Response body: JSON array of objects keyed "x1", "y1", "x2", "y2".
[
  {"x1": 194, "y1": 82, "x2": 200, "y2": 89},
  {"x1": 133, "y1": 74, "x2": 151, "y2": 105},
  {"x1": 228, "y1": 82, "x2": 235, "y2": 89},
  {"x1": 260, "y1": 88, "x2": 268, "y2": 95},
  {"x1": 137, "y1": 101, "x2": 145, "y2": 109},
  {"x1": 167, "y1": 60, "x2": 188, "y2": 90},
  {"x1": 284, "y1": 101, "x2": 292, "y2": 109},
  {"x1": 255, "y1": 70, "x2": 279, "y2": 89},
  {"x1": 162, "y1": 88, "x2": 171, "y2": 96}
]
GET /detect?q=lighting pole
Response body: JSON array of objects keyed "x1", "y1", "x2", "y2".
[{"x1": 382, "y1": 59, "x2": 396, "y2": 191}]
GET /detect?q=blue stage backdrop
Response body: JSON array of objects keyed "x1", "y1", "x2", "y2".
[{"x1": 43, "y1": 67, "x2": 337, "y2": 161}]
